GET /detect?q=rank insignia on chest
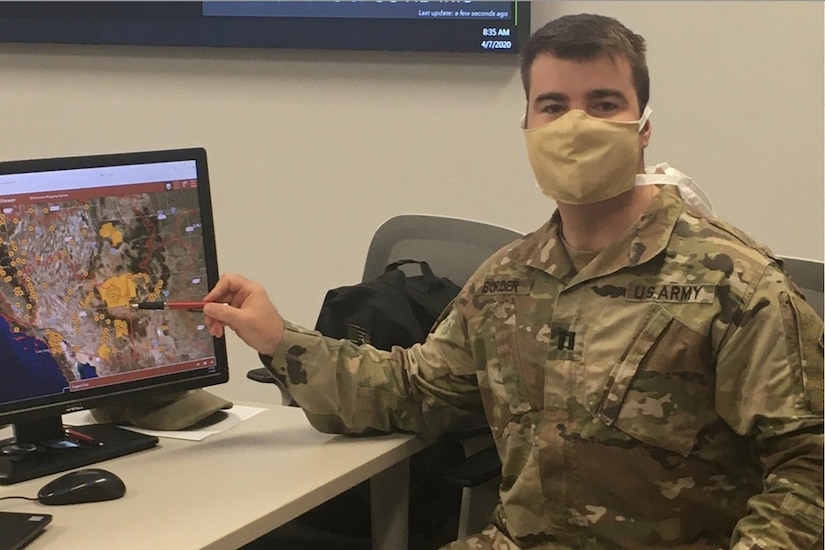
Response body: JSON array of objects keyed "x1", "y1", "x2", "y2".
[
  {"x1": 626, "y1": 283, "x2": 716, "y2": 304},
  {"x1": 548, "y1": 323, "x2": 585, "y2": 361}
]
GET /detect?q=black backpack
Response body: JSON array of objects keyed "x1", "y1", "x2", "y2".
[
  {"x1": 294, "y1": 260, "x2": 465, "y2": 545},
  {"x1": 314, "y1": 259, "x2": 461, "y2": 350}
]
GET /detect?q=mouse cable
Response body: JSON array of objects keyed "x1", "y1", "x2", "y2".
[{"x1": 0, "y1": 495, "x2": 38, "y2": 502}]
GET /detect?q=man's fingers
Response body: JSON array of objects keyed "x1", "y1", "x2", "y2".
[
  {"x1": 203, "y1": 301, "x2": 235, "y2": 323},
  {"x1": 203, "y1": 316, "x2": 226, "y2": 338},
  {"x1": 204, "y1": 273, "x2": 261, "y2": 308}
]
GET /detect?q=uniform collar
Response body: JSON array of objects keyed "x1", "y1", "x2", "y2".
[{"x1": 510, "y1": 186, "x2": 684, "y2": 285}]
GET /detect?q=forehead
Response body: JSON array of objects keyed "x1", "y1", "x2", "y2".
[{"x1": 527, "y1": 51, "x2": 637, "y2": 101}]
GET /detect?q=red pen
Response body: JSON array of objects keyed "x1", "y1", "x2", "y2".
[
  {"x1": 64, "y1": 428, "x2": 103, "y2": 447},
  {"x1": 131, "y1": 301, "x2": 209, "y2": 311}
]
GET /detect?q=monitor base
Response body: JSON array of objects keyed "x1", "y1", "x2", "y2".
[{"x1": 0, "y1": 424, "x2": 158, "y2": 485}]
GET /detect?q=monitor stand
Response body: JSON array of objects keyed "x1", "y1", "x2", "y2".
[{"x1": 0, "y1": 415, "x2": 159, "y2": 485}]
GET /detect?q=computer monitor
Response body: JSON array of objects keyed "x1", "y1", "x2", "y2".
[{"x1": 0, "y1": 148, "x2": 228, "y2": 484}]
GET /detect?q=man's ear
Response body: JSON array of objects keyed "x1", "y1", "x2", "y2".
[{"x1": 640, "y1": 120, "x2": 652, "y2": 149}]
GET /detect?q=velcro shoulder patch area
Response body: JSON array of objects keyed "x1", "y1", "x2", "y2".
[{"x1": 779, "y1": 291, "x2": 824, "y2": 413}]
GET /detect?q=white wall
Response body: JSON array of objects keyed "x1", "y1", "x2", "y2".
[{"x1": 0, "y1": 1, "x2": 821, "y2": 404}]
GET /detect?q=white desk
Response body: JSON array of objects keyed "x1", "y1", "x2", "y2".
[{"x1": 0, "y1": 405, "x2": 425, "y2": 550}]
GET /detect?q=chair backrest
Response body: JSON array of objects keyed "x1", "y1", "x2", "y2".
[
  {"x1": 779, "y1": 255, "x2": 824, "y2": 319},
  {"x1": 362, "y1": 214, "x2": 524, "y2": 285}
]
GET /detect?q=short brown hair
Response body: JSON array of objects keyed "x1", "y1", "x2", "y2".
[{"x1": 520, "y1": 14, "x2": 649, "y2": 113}]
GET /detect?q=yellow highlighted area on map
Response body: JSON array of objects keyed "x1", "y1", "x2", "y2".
[
  {"x1": 98, "y1": 343, "x2": 111, "y2": 360},
  {"x1": 45, "y1": 329, "x2": 64, "y2": 355},
  {"x1": 99, "y1": 222, "x2": 123, "y2": 247},
  {"x1": 98, "y1": 274, "x2": 138, "y2": 307},
  {"x1": 114, "y1": 319, "x2": 128, "y2": 338}
]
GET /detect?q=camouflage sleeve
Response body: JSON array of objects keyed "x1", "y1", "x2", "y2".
[
  {"x1": 716, "y1": 264, "x2": 824, "y2": 549},
  {"x1": 261, "y1": 303, "x2": 482, "y2": 438}
]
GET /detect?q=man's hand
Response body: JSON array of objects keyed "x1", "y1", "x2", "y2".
[{"x1": 202, "y1": 273, "x2": 285, "y2": 356}]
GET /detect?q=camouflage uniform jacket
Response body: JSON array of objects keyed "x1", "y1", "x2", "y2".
[{"x1": 263, "y1": 187, "x2": 824, "y2": 549}]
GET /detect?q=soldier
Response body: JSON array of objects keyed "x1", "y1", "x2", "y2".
[{"x1": 203, "y1": 13, "x2": 824, "y2": 550}]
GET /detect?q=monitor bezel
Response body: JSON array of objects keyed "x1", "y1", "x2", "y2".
[{"x1": 0, "y1": 147, "x2": 228, "y2": 427}]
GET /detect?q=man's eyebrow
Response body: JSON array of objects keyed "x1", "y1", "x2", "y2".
[
  {"x1": 533, "y1": 92, "x2": 568, "y2": 103},
  {"x1": 587, "y1": 89, "x2": 627, "y2": 101}
]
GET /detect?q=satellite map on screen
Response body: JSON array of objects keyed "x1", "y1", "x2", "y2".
[{"x1": 0, "y1": 181, "x2": 215, "y2": 402}]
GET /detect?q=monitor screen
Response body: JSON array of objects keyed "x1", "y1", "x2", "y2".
[
  {"x1": 0, "y1": 1, "x2": 530, "y2": 54},
  {"x1": 0, "y1": 148, "x2": 227, "y2": 484}
]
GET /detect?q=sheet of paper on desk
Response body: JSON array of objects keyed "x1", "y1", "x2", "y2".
[{"x1": 63, "y1": 405, "x2": 267, "y2": 442}]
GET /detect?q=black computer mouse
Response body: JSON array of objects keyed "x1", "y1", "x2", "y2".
[{"x1": 37, "y1": 468, "x2": 126, "y2": 505}]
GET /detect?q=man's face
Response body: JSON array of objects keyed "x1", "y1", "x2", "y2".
[{"x1": 525, "y1": 51, "x2": 651, "y2": 149}]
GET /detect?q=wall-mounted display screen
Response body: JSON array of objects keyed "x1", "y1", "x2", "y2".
[{"x1": 0, "y1": 1, "x2": 531, "y2": 54}]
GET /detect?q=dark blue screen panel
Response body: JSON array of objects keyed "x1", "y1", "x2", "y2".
[{"x1": 0, "y1": 1, "x2": 530, "y2": 54}]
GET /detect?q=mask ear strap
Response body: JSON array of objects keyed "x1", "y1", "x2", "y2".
[{"x1": 638, "y1": 106, "x2": 652, "y2": 132}]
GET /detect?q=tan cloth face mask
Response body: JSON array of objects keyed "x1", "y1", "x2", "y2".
[{"x1": 524, "y1": 108, "x2": 650, "y2": 204}]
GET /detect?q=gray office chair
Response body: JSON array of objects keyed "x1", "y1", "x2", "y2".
[
  {"x1": 362, "y1": 214, "x2": 524, "y2": 289},
  {"x1": 779, "y1": 255, "x2": 824, "y2": 319},
  {"x1": 246, "y1": 214, "x2": 522, "y2": 544},
  {"x1": 363, "y1": 214, "x2": 523, "y2": 539}
]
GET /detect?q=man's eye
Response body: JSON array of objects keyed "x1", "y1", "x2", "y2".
[
  {"x1": 594, "y1": 102, "x2": 619, "y2": 112},
  {"x1": 542, "y1": 104, "x2": 565, "y2": 114}
]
